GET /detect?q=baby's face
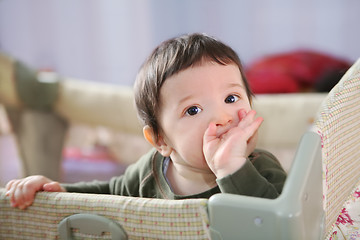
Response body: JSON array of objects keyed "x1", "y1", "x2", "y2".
[{"x1": 157, "y1": 61, "x2": 253, "y2": 173}]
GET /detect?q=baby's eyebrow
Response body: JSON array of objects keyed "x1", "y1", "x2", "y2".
[
  {"x1": 227, "y1": 82, "x2": 244, "y2": 89},
  {"x1": 178, "y1": 94, "x2": 194, "y2": 106}
]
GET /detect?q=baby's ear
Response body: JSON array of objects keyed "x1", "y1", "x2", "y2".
[{"x1": 143, "y1": 125, "x2": 172, "y2": 157}]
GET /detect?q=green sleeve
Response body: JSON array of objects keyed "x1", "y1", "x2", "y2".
[
  {"x1": 62, "y1": 149, "x2": 157, "y2": 196},
  {"x1": 62, "y1": 180, "x2": 111, "y2": 194},
  {"x1": 216, "y1": 149, "x2": 286, "y2": 199}
]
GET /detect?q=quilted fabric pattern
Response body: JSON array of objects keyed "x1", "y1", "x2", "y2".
[
  {"x1": 313, "y1": 58, "x2": 360, "y2": 238},
  {"x1": 0, "y1": 189, "x2": 210, "y2": 240},
  {"x1": 327, "y1": 184, "x2": 360, "y2": 240}
]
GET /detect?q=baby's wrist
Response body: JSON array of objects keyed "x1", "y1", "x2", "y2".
[{"x1": 215, "y1": 157, "x2": 247, "y2": 179}]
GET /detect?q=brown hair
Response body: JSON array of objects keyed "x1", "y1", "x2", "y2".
[{"x1": 134, "y1": 33, "x2": 253, "y2": 140}]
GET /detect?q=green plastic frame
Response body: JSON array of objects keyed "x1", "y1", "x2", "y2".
[
  {"x1": 208, "y1": 132, "x2": 324, "y2": 240},
  {"x1": 58, "y1": 213, "x2": 128, "y2": 240}
]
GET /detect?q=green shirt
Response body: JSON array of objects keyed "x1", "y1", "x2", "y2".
[{"x1": 63, "y1": 148, "x2": 286, "y2": 199}]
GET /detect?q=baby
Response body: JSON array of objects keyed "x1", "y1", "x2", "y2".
[{"x1": 6, "y1": 33, "x2": 286, "y2": 209}]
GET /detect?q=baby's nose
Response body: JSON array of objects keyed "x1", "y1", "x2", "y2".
[{"x1": 214, "y1": 110, "x2": 233, "y2": 127}]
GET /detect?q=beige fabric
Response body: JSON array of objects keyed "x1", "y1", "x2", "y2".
[
  {"x1": 313, "y1": 58, "x2": 360, "y2": 237},
  {"x1": 0, "y1": 53, "x2": 22, "y2": 108},
  {"x1": 325, "y1": 181, "x2": 360, "y2": 240},
  {"x1": 253, "y1": 93, "x2": 326, "y2": 149},
  {"x1": 54, "y1": 79, "x2": 142, "y2": 135},
  {"x1": 0, "y1": 105, "x2": 11, "y2": 134},
  {"x1": 6, "y1": 109, "x2": 68, "y2": 180},
  {"x1": 253, "y1": 93, "x2": 325, "y2": 171},
  {"x1": 0, "y1": 188, "x2": 210, "y2": 240}
]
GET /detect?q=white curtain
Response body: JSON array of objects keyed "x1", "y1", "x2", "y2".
[{"x1": 0, "y1": 0, "x2": 359, "y2": 85}]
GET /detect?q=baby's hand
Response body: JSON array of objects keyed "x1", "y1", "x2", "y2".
[
  {"x1": 203, "y1": 109, "x2": 263, "y2": 179},
  {"x1": 5, "y1": 175, "x2": 66, "y2": 209}
]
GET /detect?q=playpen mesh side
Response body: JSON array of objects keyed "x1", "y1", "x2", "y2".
[
  {"x1": 314, "y1": 58, "x2": 360, "y2": 237},
  {"x1": 0, "y1": 189, "x2": 210, "y2": 240}
]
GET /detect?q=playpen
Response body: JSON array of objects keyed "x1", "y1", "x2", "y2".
[{"x1": 1, "y1": 56, "x2": 360, "y2": 239}]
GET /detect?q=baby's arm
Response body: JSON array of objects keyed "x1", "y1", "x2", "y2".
[
  {"x1": 5, "y1": 175, "x2": 66, "y2": 209},
  {"x1": 216, "y1": 150, "x2": 286, "y2": 198},
  {"x1": 203, "y1": 109, "x2": 263, "y2": 179}
]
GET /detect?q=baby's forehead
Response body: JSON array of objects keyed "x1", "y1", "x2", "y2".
[
  {"x1": 161, "y1": 61, "x2": 246, "y2": 93},
  {"x1": 182, "y1": 60, "x2": 244, "y2": 83}
]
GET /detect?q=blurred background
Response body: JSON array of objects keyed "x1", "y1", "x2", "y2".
[
  {"x1": 0, "y1": 0, "x2": 359, "y2": 86},
  {"x1": 0, "y1": 0, "x2": 359, "y2": 185}
]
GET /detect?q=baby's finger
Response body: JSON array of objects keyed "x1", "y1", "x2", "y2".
[
  {"x1": 248, "y1": 115, "x2": 263, "y2": 132},
  {"x1": 253, "y1": 117, "x2": 263, "y2": 131},
  {"x1": 10, "y1": 178, "x2": 37, "y2": 209},
  {"x1": 43, "y1": 182, "x2": 65, "y2": 192},
  {"x1": 237, "y1": 110, "x2": 257, "y2": 127},
  {"x1": 6, "y1": 179, "x2": 21, "y2": 203},
  {"x1": 5, "y1": 179, "x2": 16, "y2": 192},
  {"x1": 19, "y1": 180, "x2": 38, "y2": 208},
  {"x1": 240, "y1": 114, "x2": 263, "y2": 141},
  {"x1": 203, "y1": 122, "x2": 218, "y2": 143},
  {"x1": 238, "y1": 109, "x2": 247, "y2": 121},
  {"x1": 12, "y1": 181, "x2": 26, "y2": 207}
]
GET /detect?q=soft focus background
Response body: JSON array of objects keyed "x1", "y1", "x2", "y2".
[
  {"x1": 0, "y1": 0, "x2": 359, "y2": 186},
  {"x1": 0, "y1": 0, "x2": 359, "y2": 85}
]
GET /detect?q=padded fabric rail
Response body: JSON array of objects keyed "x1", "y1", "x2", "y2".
[
  {"x1": 0, "y1": 189, "x2": 210, "y2": 240},
  {"x1": 314, "y1": 58, "x2": 360, "y2": 238}
]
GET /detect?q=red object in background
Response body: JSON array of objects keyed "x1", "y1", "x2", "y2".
[
  {"x1": 63, "y1": 145, "x2": 115, "y2": 162},
  {"x1": 246, "y1": 50, "x2": 351, "y2": 94}
]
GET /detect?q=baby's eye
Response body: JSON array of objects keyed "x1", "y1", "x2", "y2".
[
  {"x1": 224, "y1": 94, "x2": 240, "y2": 103},
  {"x1": 185, "y1": 106, "x2": 202, "y2": 116}
]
